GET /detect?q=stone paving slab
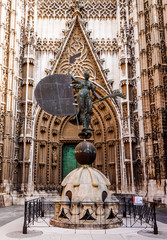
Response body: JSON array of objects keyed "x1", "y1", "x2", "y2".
[
  {"x1": 0, "y1": 206, "x2": 167, "y2": 240},
  {"x1": 0, "y1": 216, "x2": 167, "y2": 240},
  {"x1": 156, "y1": 207, "x2": 167, "y2": 224},
  {"x1": 0, "y1": 206, "x2": 24, "y2": 227}
]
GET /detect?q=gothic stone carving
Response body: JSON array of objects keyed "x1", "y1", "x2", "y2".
[{"x1": 37, "y1": 0, "x2": 117, "y2": 19}]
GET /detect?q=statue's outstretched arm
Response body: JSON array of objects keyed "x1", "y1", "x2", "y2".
[
  {"x1": 93, "y1": 92, "x2": 125, "y2": 104},
  {"x1": 70, "y1": 74, "x2": 84, "y2": 84},
  {"x1": 72, "y1": 84, "x2": 81, "y2": 89}
]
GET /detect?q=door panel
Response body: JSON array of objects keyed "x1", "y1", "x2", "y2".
[{"x1": 62, "y1": 144, "x2": 80, "y2": 179}]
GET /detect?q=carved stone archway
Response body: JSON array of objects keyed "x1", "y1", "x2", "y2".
[
  {"x1": 33, "y1": 14, "x2": 122, "y2": 193},
  {"x1": 33, "y1": 86, "x2": 121, "y2": 192}
]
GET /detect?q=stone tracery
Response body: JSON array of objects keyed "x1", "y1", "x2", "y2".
[{"x1": 37, "y1": 0, "x2": 117, "y2": 19}]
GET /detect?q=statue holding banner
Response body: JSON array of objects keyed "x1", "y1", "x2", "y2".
[
  {"x1": 34, "y1": 52, "x2": 125, "y2": 139},
  {"x1": 69, "y1": 70, "x2": 125, "y2": 136}
]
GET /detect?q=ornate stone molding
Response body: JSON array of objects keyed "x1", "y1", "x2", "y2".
[
  {"x1": 36, "y1": 38, "x2": 62, "y2": 52},
  {"x1": 92, "y1": 38, "x2": 119, "y2": 54},
  {"x1": 108, "y1": 126, "x2": 114, "y2": 133},
  {"x1": 42, "y1": 113, "x2": 50, "y2": 121},
  {"x1": 37, "y1": 0, "x2": 117, "y2": 19}
]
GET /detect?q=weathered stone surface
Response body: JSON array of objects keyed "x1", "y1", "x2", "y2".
[
  {"x1": 0, "y1": 0, "x2": 167, "y2": 205},
  {"x1": 51, "y1": 165, "x2": 122, "y2": 228}
]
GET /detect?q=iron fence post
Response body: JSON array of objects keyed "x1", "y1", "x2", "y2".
[
  {"x1": 123, "y1": 197, "x2": 126, "y2": 218},
  {"x1": 23, "y1": 200, "x2": 27, "y2": 234},
  {"x1": 153, "y1": 202, "x2": 158, "y2": 234},
  {"x1": 41, "y1": 197, "x2": 44, "y2": 217}
]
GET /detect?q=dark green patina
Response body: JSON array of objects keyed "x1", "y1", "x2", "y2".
[{"x1": 62, "y1": 144, "x2": 81, "y2": 179}]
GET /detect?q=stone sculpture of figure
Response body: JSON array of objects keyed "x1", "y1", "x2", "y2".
[
  {"x1": 70, "y1": 70, "x2": 99, "y2": 131},
  {"x1": 52, "y1": 148, "x2": 57, "y2": 165}
]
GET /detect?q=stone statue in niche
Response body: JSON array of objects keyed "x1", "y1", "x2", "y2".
[{"x1": 52, "y1": 148, "x2": 57, "y2": 166}]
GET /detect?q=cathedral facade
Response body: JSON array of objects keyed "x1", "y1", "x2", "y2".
[{"x1": 0, "y1": 0, "x2": 167, "y2": 205}]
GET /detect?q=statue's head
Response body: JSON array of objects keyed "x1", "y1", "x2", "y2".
[{"x1": 84, "y1": 70, "x2": 90, "y2": 80}]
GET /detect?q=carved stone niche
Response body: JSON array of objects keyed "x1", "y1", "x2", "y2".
[
  {"x1": 108, "y1": 140, "x2": 115, "y2": 146},
  {"x1": 92, "y1": 118, "x2": 99, "y2": 125},
  {"x1": 39, "y1": 162, "x2": 45, "y2": 167},
  {"x1": 54, "y1": 118, "x2": 61, "y2": 125},
  {"x1": 19, "y1": 137, "x2": 24, "y2": 143},
  {"x1": 26, "y1": 137, "x2": 32, "y2": 144},
  {"x1": 104, "y1": 113, "x2": 112, "y2": 121},
  {"x1": 112, "y1": 38, "x2": 119, "y2": 53},
  {"x1": 98, "y1": 102, "x2": 105, "y2": 110},
  {"x1": 120, "y1": 58, "x2": 125, "y2": 65},
  {"x1": 103, "y1": 68, "x2": 110, "y2": 76},
  {"x1": 28, "y1": 78, "x2": 34, "y2": 86},
  {"x1": 120, "y1": 79, "x2": 127, "y2": 87},
  {"x1": 136, "y1": 146, "x2": 141, "y2": 160},
  {"x1": 19, "y1": 136, "x2": 32, "y2": 143},
  {"x1": 42, "y1": 113, "x2": 50, "y2": 121},
  {"x1": 52, "y1": 142, "x2": 59, "y2": 148},
  {"x1": 52, "y1": 144, "x2": 58, "y2": 168},
  {"x1": 95, "y1": 129, "x2": 102, "y2": 135},
  {"x1": 95, "y1": 142, "x2": 102, "y2": 149},
  {"x1": 40, "y1": 126, "x2": 46, "y2": 133},
  {"x1": 40, "y1": 140, "x2": 46, "y2": 147},
  {"x1": 108, "y1": 126, "x2": 114, "y2": 133},
  {"x1": 52, "y1": 129, "x2": 58, "y2": 136},
  {"x1": 123, "y1": 137, "x2": 129, "y2": 143}
]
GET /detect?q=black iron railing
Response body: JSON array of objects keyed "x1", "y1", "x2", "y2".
[
  {"x1": 23, "y1": 198, "x2": 55, "y2": 234},
  {"x1": 117, "y1": 201, "x2": 158, "y2": 233},
  {"x1": 23, "y1": 198, "x2": 158, "y2": 235}
]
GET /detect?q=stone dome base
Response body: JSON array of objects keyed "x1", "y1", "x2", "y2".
[
  {"x1": 50, "y1": 218, "x2": 122, "y2": 229},
  {"x1": 50, "y1": 166, "x2": 122, "y2": 229},
  {"x1": 50, "y1": 201, "x2": 122, "y2": 229}
]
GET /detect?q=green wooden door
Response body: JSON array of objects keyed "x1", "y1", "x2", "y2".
[{"x1": 62, "y1": 144, "x2": 80, "y2": 179}]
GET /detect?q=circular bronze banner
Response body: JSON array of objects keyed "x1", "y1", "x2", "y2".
[{"x1": 34, "y1": 74, "x2": 76, "y2": 116}]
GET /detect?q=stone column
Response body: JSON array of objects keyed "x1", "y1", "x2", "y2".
[
  {"x1": 19, "y1": 0, "x2": 36, "y2": 193},
  {"x1": 137, "y1": 0, "x2": 167, "y2": 200},
  {"x1": 133, "y1": 0, "x2": 147, "y2": 191},
  {"x1": 0, "y1": 0, "x2": 17, "y2": 195},
  {"x1": 118, "y1": 0, "x2": 135, "y2": 192}
]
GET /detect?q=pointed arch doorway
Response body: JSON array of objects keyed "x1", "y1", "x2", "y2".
[{"x1": 62, "y1": 143, "x2": 81, "y2": 180}]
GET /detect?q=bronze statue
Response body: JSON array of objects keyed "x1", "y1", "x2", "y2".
[
  {"x1": 70, "y1": 70, "x2": 99, "y2": 131},
  {"x1": 34, "y1": 67, "x2": 125, "y2": 139},
  {"x1": 70, "y1": 70, "x2": 125, "y2": 133}
]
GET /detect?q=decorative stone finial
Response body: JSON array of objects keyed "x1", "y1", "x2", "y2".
[{"x1": 70, "y1": 0, "x2": 84, "y2": 18}]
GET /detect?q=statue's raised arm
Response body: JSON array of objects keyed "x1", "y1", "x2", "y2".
[{"x1": 70, "y1": 74, "x2": 84, "y2": 85}]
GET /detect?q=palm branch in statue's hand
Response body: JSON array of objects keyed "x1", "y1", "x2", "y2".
[{"x1": 93, "y1": 92, "x2": 125, "y2": 104}]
